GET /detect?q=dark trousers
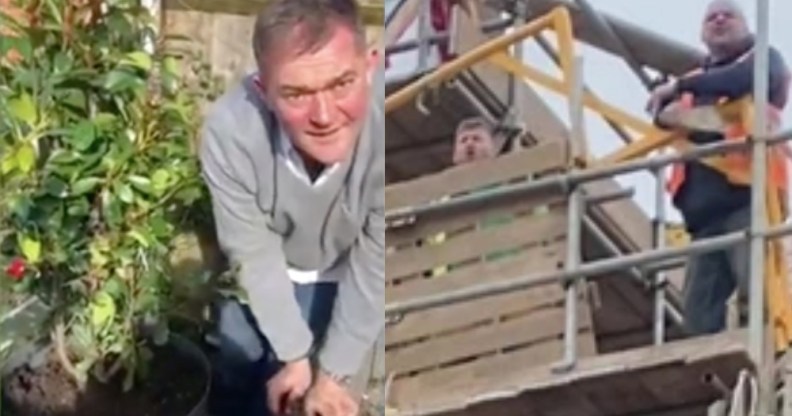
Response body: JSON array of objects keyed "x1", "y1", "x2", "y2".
[
  {"x1": 207, "y1": 282, "x2": 338, "y2": 416},
  {"x1": 683, "y1": 206, "x2": 751, "y2": 335}
]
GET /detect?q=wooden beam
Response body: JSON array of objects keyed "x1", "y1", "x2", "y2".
[
  {"x1": 401, "y1": 330, "x2": 750, "y2": 415},
  {"x1": 161, "y1": 0, "x2": 383, "y2": 26}
]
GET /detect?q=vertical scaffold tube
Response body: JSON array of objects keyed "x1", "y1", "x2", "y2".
[
  {"x1": 750, "y1": 0, "x2": 770, "y2": 412},
  {"x1": 554, "y1": 55, "x2": 586, "y2": 373},
  {"x1": 653, "y1": 164, "x2": 667, "y2": 346},
  {"x1": 749, "y1": 0, "x2": 770, "y2": 371}
]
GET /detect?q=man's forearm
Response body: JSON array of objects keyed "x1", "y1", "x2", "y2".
[
  {"x1": 677, "y1": 48, "x2": 787, "y2": 100},
  {"x1": 318, "y1": 209, "x2": 385, "y2": 377},
  {"x1": 676, "y1": 58, "x2": 753, "y2": 98},
  {"x1": 234, "y1": 250, "x2": 315, "y2": 362}
]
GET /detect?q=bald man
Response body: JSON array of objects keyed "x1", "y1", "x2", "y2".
[{"x1": 648, "y1": 0, "x2": 791, "y2": 335}]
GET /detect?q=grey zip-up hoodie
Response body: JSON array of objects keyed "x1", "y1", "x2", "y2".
[{"x1": 199, "y1": 73, "x2": 384, "y2": 377}]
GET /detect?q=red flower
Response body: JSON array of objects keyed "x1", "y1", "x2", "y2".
[{"x1": 5, "y1": 258, "x2": 26, "y2": 281}]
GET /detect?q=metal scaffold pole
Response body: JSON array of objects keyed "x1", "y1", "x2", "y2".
[
  {"x1": 653, "y1": 162, "x2": 668, "y2": 346},
  {"x1": 554, "y1": 55, "x2": 586, "y2": 373},
  {"x1": 749, "y1": 0, "x2": 770, "y2": 368},
  {"x1": 416, "y1": 0, "x2": 432, "y2": 72},
  {"x1": 751, "y1": 0, "x2": 771, "y2": 412}
]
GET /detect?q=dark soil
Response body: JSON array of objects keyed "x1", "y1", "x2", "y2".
[{"x1": 3, "y1": 345, "x2": 207, "y2": 416}]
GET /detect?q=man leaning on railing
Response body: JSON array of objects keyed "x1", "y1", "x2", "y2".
[{"x1": 646, "y1": 0, "x2": 791, "y2": 336}]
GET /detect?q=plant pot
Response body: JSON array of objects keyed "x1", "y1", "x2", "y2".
[{"x1": 2, "y1": 333, "x2": 211, "y2": 416}]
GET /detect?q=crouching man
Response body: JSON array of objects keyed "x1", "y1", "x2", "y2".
[{"x1": 199, "y1": 1, "x2": 384, "y2": 415}]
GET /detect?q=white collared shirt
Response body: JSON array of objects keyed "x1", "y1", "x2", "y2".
[
  {"x1": 275, "y1": 127, "x2": 342, "y2": 284},
  {"x1": 276, "y1": 127, "x2": 340, "y2": 187}
]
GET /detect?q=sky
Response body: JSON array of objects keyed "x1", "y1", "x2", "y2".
[{"x1": 384, "y1": 0, "x2": 792, "y2": 223}]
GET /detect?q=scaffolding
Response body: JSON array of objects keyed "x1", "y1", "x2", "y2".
[{"x1": 383, "y1": 0, "x2": 792, "y2": 415}]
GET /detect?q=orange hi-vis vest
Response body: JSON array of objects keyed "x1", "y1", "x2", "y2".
[{"x1": 666, "y1": 49, "x2": 791, "y2": 218}]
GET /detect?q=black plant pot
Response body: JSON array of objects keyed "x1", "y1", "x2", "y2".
[
  {"x1": 170, "y1": 333, "x2": 212, "y2": 416},
  {"x1": 1, "y1": 333, "x2": 211, "y2": 416}
]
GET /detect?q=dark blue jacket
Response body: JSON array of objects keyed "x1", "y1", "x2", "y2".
[{"x1": 662, "y1": 37, "x2": 789, "y2": 234}]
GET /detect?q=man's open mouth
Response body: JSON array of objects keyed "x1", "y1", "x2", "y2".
[{"x1": 308, "y1": 128, "x2": 342, "y2": 143}]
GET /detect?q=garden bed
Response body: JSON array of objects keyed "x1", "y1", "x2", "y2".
[{"x1": 3, "y1": 335, "x2": 210, "y2": 416}]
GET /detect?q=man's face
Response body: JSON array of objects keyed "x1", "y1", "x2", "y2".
[
  {"x1": 452, "y1": 127, "x2": 496, "y2": 165},
  {"x1": 257, "y1": 22, "x2": 377, "y2": 165},
  {"x1": 701, "y1": 0, "x2": 749, "y2": 54}
]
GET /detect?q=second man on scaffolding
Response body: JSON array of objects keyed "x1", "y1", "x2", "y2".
[{"x1": 647, "y1": 0, "x2": 790, "y2": 335}]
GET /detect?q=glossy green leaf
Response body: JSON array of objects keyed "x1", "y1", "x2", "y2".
[
  {"x1": 103, "y1": 197, "x2": 123, "y2": 228},
  {"x1": 13, "y1": 69, "x2": 37, "y2": 90},
  {"x1": 149, "y1": 215, "x2": 171, "y2": 237},
  {"x1": 151, "y1": 169, "x2": 170, "y2": 195},
  {"x1": 52, "y1": 52, "x2": 72, "y2": 74},
  {"x1": 10, "y1": 196, "x2": 32, "y2": 221},
  {"x1": 128, "y1": 230, "x2": 150, "y2": 248},
  {"x1": 58, "y1": 89, "x2": 88, "y2": 115},
  {"x1": 104, "y1": 278, "x2": 124, "y2": 298},
  {"x1": 43, "y1": 176, "x2": 68, "y2": 197},
  {"x1": 16, "y1": 145, "x2": 36, "y2": 174},
  {"x1": 20, "y1": 236, "x2": 42, "y2": 264},
  {"x1": 72, "y1": 177, "x2": 103, "y2": 196},
  {"x1": 69, "y1": 121, "x2": 96, "y2": 151},
  {"x1": 174, "y1": 186, "x2": 203, "y2": 204},
  {"x1": 91, "y1": 292, "x2": 116, "y2": 329},
  {"x1": 46, "y1": 204, "x2": 65, "y2": 230},
  {"x1": 103, "y1": 70, "x2": 144, "y2": 93},
  {"x1": 1, "y1": 152, "x2": 16, "y2": 174},
  {"x1": 162, "y1": 56, "x2": 179, "y2": 76},
  {"x1": 90, "y1": 245, "x2": 109, "y2": 267},
  {"x1": 49, "y1": 149, "x2": 81, "y2": 166},
  {"x1": 128, "y1": 175, "x2": 152, "y2": 195},
  {"x1": 8, "y1": 93, "x2": 37, "y2": 126},
  {"x1": 93, "y1": 113, "x2": 118, "y2": 131},
  {"x1": 121, "y1": 51, "x2": 152, "y2": 71},
  {"x1": 161, "y1": 57, "x2": 180, "y2": 93},
  {"x1": 117, "y1": 183, "x2": 134, "y2": 204},
  {"x1": 66, "y1": 197, "x2": 90, "y2": 217}
]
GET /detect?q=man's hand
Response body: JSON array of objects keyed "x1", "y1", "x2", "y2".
[
  {"x1": 646, "y1": 79, "x2": 679, "y2": 115},
  {"x1": 267, "y1": 358, "x2": 313, "y2": 415},
  {"x1": 304, "y1": 371, "x2": 359, "y2": 416}
]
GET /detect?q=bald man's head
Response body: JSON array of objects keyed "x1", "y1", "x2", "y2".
[
  {"x1": 701, "y1": 0, "x2": 751, "y2": 58},
  {"x1": 705, "y1": 0, "x2": 745, "y2": 18}
]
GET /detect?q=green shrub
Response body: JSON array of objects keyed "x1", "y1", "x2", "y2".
[{"x1": 0, "y1": 0, "x2": 216, "y2": 390}]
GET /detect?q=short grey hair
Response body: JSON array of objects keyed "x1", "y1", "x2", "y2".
[
  {"x1": 456, "y1": 116, "x2": 493, "y2": 136},
  {"x1": 252, "y1": 0, "x2": 366, "y2": 65}
]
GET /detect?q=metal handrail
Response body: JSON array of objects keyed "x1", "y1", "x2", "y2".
[
  {"x1": 386, "y1": 129, "x2": 792, "y2": 221},
  {"x1": 386, "y1": 222, "x2": 792, "y2": 317}
]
